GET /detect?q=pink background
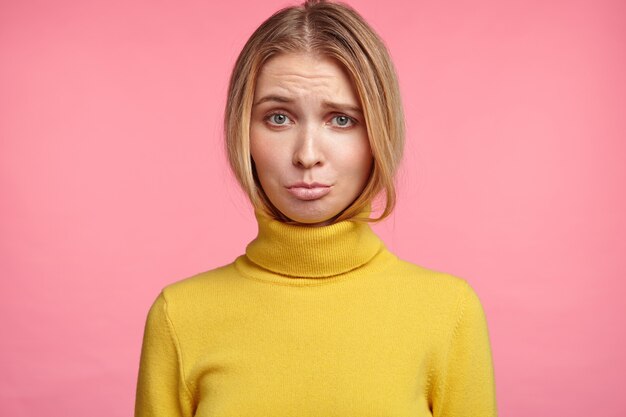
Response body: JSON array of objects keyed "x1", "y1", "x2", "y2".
[{"x1": 1, "y1": 0, "x2": 625, "y2": 415}]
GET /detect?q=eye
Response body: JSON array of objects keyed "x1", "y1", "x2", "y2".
[
  {"x1": 330, "y1": 115, "x2": 356, "y2": 128},
  {"x1": 266, "y1": 112, "x2": 291, "y2": 126}
]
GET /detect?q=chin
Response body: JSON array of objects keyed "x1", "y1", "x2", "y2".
[
  {"x1": 281, "y1": 205, "x2": 339, "y2": 226},
  {"x1": 270, "y1": 191, "x2": 354, "y2": 225},
  {"x1": 286, "y1": 213, "x2": 333, "y2": 226}
]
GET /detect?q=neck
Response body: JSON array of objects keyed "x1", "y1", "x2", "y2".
[{"x1": 245, "y1": 209, "x2": 384, "y2": 278}]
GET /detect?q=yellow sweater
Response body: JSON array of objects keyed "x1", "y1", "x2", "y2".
[{"x1": 135, "y1": 210, "x2": 497, "y2": 417}]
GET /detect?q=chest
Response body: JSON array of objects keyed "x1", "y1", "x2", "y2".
[{"x1": 186, "y1": 314, "x2": 436, "y2": 417}]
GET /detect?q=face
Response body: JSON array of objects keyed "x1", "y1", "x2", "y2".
[{"x1": 250, "y1": 53, "x2": 373, "y2": 226}]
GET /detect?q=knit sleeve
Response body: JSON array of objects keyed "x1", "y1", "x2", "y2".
[
  {"x1": 134, "y1": 292, "x2": 195, "y2": 417},
  {"x1": 433, "y1": 281, "x2": 497, "y2": 417}
]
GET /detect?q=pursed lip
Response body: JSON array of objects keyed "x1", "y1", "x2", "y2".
[
  {"x1": 286, "y1": 182, "x2": 331, "y2": 189},
  {"x1": 285, "y1": 182, "x2": 332, "y2": 201}
]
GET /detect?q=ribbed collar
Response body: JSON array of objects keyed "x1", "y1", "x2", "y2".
[{"x1": 244, "y1": 209, "x2": 384, "y2": 278}]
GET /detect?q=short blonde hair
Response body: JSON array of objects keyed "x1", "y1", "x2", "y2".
[{"x1": 224, "y1": 0, "x2": 404, "y2": 223}]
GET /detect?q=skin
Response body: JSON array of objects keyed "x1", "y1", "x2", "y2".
[{"x1": 250, "y1": 52, "x2": 373, "y2": 226}]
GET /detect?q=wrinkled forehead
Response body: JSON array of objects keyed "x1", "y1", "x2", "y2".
[{"x1": 253, "y1": 52, "x2": 362, "y2": 106}]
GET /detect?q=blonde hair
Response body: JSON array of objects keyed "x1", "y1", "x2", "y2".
[{"x1": 224, "y1": 0, "x2": 404, "y2": 223}]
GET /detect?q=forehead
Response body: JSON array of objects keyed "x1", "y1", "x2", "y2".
[{"x1": 254, "y1": 53, "x2": 358, "y2": 99}]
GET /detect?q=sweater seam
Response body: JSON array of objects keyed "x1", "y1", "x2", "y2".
[
  {"x1": 234, "y1": 263, "x2": 363, "y2": 287},
  {"x1": 434, "y1": 279, "x2": 470, "y2": 416},
  {"x1": 234, "y1": 247, "x2": 396, "y2": 287},
  {"x1": 424, "y1": 364, "x2": 435, "y2": 410},
  {"x1": 162, "y1": 293, "x2": 195, "y2": 408}
]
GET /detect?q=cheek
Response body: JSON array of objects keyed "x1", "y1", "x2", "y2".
[
  {"x1": 335, "y1": 139, "x2": 372, "y2": 177},
  {"x1": 250, "y1": 128, "x2": 271, "y2": 171},
  {"x1": 250, "y1": 137, "x2": 284, "y2": 185}
]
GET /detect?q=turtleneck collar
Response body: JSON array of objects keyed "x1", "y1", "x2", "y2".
[{"x1": 244, "y1": 209, "x2": 385, "y2": 278}]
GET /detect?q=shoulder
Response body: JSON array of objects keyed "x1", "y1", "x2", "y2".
[
  {"x1": 147, "y1": 261, "x2": 242, "y2": 324},
  {"x1": 383, "y1": 256, "x2": 487, "y2": 326},
  {"x1": 390, "y1": 256, "x2": 474, "y2": 302},
  {"x1": 162, "y1": 262, "x2": 237, "y2": 298}
]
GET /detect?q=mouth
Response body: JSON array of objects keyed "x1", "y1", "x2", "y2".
[{"x1": 286, "y1": 182, "x2": 332, "y2": 201}]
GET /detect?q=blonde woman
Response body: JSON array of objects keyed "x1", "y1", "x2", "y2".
[{"x1": 135, "y1": 1, "x2": 497, "y2": 416}]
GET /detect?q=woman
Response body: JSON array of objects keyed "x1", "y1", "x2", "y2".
[{"x1": 135, "y1": 1, "x2": 497, "y2": 416}]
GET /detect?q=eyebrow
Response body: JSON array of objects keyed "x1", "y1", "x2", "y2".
[
  {"x1": 253, "y1": 94, "x2": 363, "y2": 115},
  {"x1": 254, "y1": 95, "x2": 293, "y2": 105}
]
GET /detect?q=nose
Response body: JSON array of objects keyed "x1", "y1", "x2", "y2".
[{"x1": 292, "y1": 124, "x2": 324, "y2": 168}]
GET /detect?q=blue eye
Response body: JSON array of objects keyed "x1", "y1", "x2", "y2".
[
  {"x1": 332, "y1": 115, "x2": 354, "y2": 127},
  {"x1": 336, "y1": 116, "x2": 349, "y2": 126},
  {"x1": 268, "y1": 113, "x2": 289, "y2": 125}
]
